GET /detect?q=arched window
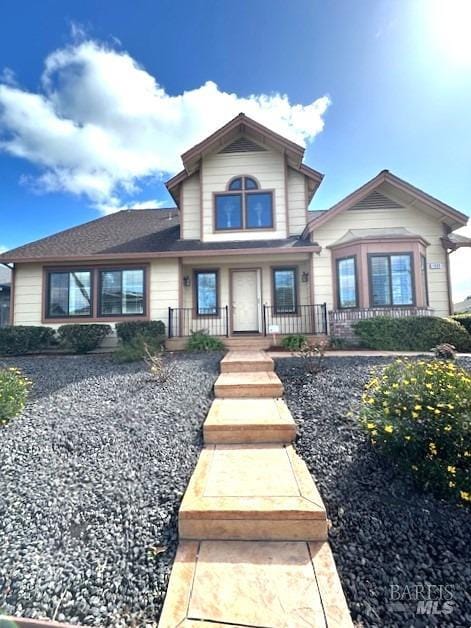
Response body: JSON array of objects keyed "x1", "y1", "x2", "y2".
[{"x1": 214, "y1": 176, "x2": 273, "y2": 231}]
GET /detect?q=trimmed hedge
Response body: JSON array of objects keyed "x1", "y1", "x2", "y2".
[
  {"x1": 58, "y1": 324, "x2": 111, "y2": 354},
  {"x1": 451, "y1": 313, "x2": 471, "y2": 335},
  {"x1": 353, "y1": 316, "x2": 471, "y2": 352},
  {"x1": 0, "y1": 326, "x2": 56, "y2": 356},
  {"x1": 115, "y1": 320, "x2": 166, "y2": 343}
]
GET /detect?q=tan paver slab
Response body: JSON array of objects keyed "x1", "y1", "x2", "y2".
[
  {"x1": 179, "y1": 444, "x2": 327, "y2": 541},
  {"x1": 204, "y1": 398, "x2": 296, "y2": 444},
  {"x1": 214, "y1": 371, "x2": 283, "y2": 398},
  {"x1": 220, "y1": 350, "x2": 274, "y2": 373},
  {"x1": 158, "y1": 540, "x2": 353, "y2": 627}
]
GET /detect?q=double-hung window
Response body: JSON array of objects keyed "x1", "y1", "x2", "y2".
[
  {"x1": 99, "y1": 269, "x2": 145, "y2": 316},
  {"x1": 273, "y1": 268, "x2": 297, "y2": 314},
  {"x1": 195, "y1": 270, "x2": 218, "y2": 316},
  {"x1": 336, "y1": 256, "x2": 358, "y2": 308},
  {"x1": 369, "y1": 253, "x2": 414, "y2": 306},
  {"x1": 215, "y1": 176, "x2": 273, "y2": 231},
  {"x1": 47, "y1": 270, "x2": 92, "y2": 318}
]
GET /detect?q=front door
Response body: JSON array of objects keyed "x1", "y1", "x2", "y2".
[{"x1": 232, "y1": 270, "x2": 260, "y2": 333}]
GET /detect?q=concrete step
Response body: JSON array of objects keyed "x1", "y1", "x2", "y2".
[
  {"x1": 220, "y1": 350, "x2": 274, "y2": 373},
  {"x1": 214, "y1": 371, "x2": 283, "y2": 398},
  {"x1": 179, "y1": 444, "x2": 327, "y2": 541},
  {"x1": 203, "y1": 398, "x2": 296, "y2": 444},
  {"x1": 159, "y1": 540, "x2": 353, "y2": 627}
]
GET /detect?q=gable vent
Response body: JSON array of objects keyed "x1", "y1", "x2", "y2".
[
  {"x1": 219, "y1": 137, "x2": 266, "y2": 154},
  {"x1": 349, "y1": 191, "x2": 403, "y2": 211}
]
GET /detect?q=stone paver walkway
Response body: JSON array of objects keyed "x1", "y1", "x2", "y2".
[{"x1": 159, "y1": 350, "x2": 352, "y2": 627}]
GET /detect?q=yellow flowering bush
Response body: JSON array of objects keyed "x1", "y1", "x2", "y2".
[
  {"x1": 0, "y1": 367, "x2": 31, "y2": 424},
  {"x1": 360, "y1": 358, "x2": 471, "y2": 505}
]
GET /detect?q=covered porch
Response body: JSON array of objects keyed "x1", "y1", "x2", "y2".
[{"x1": 167, "y1": 253, "x2": 328, "y2": 340}]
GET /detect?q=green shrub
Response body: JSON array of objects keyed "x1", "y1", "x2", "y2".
[
  {"x1": 0, "y1": 367, "x2": 31, "y2": 425},
  {"x1": 186, "y1": 330, "x2": 225, "y2": 351},
  {"x1": 451, "y1": 313, "x2": 471, "y2": 335},
  {"x1": 353, "y1": 316, "x2": 471, "y2": 352},
  {"x1": 0, "y1": 326, "x2": 56, "y2": 356},
  {"x1": 281, "y1": 334, "x2": 307, "y2": 351},
  {"x1": 115, "y1": 320, "x2": 166, "y2": 343},
  {"x1": 113, "y1": 333, "x2": 165, "y2": 363},
  {"x1": 360, "y1": 358, "x2": 471, "y2": 505},
  {"x1": 58, "y1": 324, "x2": 111, "y2": 354}
]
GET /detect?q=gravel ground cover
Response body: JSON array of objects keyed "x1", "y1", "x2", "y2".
[
  {"x1": 277, "y1": 356, "x2": 471, "y2": 628},
  {"x1": 0, "y1": 353, "x2": 221, "y2": 627}
]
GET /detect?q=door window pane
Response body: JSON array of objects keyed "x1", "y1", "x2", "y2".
[
  {"x1": 215, "y1": 194, "x2": 242, "y2": 229},
  {"x1": 273, "y1": 269, "x2": 296, "y2": 314},
  {"x1": 337, "y1": 257, "x2": 357, "y2": 308},
  {"x1": 391, "y1": 255, "x2": 413, "y2": 305},
  {"x1": 196, "y1": 272, "x2": 218, "y2": 315},
  {"x1": 47, "y1": 271, "x2": 91, "y2": 318},
  {"x1": 246, "y1": 193, "x2": 273, "y2": 228},
  {"x1": 370, "y1": 256, "x2": 391, "y2": 306}
]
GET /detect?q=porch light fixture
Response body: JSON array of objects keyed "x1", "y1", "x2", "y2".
[
  {"x1": 302, "y1": 271, "x2": 309, "y2": 283},
  {"x1": 183, "y1": 275, "x2": 191, "y2": 287}
]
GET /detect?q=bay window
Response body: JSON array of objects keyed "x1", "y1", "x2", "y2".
[
  {"x1": 369, "y1": 253, "x2": 414, "y2": 306},
  {"x1": 336, "y1": 257, "x2": 358, "y2": 309},
  {"x1": 273, "y1": 268, "x2": 297, "y2": 314}
]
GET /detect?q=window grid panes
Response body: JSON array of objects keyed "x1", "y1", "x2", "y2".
[
  {"x1": 195, "y1": 271, "x2": 218, "y2": 315},
  {"x1": 48, "y1": 271, "x2": 92, "y2": 318},
  {"x1": 337, "y1": 257, "x2": 357, "y2": 308},
  {"x1": 273, "y1": 269, "x2": 297, "y2": 314},
  {"x1": 369, "y1": 254, "x2": 413, "y2": 307},
  {"x1": 215, "y1": 176, "x2": 273, "y2": 231}
]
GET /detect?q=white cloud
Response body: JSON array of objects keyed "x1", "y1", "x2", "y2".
[
  {"x1": 450, "y1": 224, "x2": 471, "y2": 303},
  {"x1": 0, "y1": 245, "x2": 8, "y2": 254},
  {"x1": 0, "y1": 39, "x2": 330, "y2": 213},
  {"x1": 98, "y1": 198, "x2": 168, "y2": 215}
]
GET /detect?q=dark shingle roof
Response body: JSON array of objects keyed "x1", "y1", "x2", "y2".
[{"x1": 0, "y1": 208, "x2": 317, "y2": 261}]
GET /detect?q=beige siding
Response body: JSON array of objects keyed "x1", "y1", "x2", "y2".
[
  {"x1": 201, "y1": 149, "x2": 287, "y2": 241},
  {"x1": 312, "y1": 204, "x2": 450, "y2": 316},
  {"x1": 13, "y1": 263, "x2": 43, "y2": 326},
  {"x1": 181, "y1": 174, "x2": 200, "y2": 240},
  {"x1": 287, "y1": 168, "x2": 307, "y2": 236},
  {"x1": 149, "y1": 258, "x2": 179, "y2": 325}
]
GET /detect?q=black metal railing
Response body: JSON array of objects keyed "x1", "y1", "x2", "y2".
[
  {"x1": 263, "y1": 303, "x2": 327, "y2": 336},
  {"x1": 168, "y1": 306, "x2": 229, "y2": 338}
]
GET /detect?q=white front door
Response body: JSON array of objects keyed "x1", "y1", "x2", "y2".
[{"x1": 232, "y1": 270, "x2": 260, "y2": 332}]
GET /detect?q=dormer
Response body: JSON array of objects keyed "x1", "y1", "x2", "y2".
[{"x1": 166, "y1": 113, "x2": 323, "y2": 242}]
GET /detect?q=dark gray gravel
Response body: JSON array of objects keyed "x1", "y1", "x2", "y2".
[
  {"x1": 0, "y1": 353, "x2": 221, "y2": 626},
  {"x1": 277, "y1": 356, "x2": 471, "y2": 628}
]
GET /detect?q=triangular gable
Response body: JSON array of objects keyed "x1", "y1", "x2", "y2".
[{"x1": 303, "y1": 170, "x2": 468, "y2": 236}]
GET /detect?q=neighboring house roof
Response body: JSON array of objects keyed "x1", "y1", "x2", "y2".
[
  {"x1": 454, "y1": 297, "x2": 471, "y2": 313},
  {"x1": 328, "y1": 227, "x2": 429, "y2": 248},
  {"x1": 0, "y1": 208, "x2": 319, "y2": 263},
  {"x1": 0, "y1": 265, "x2": 11, "y2": 286},
  {"x1": 303, "y1": 170, "x2": 469, "y2": 236},
  {"x1": 166, "y1": 113, "x2": 324, "y2": 206}
]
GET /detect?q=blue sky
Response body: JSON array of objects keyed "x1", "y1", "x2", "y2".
[{"x1": 0, "y1": 0, "x2": 470, "y2": 299}]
